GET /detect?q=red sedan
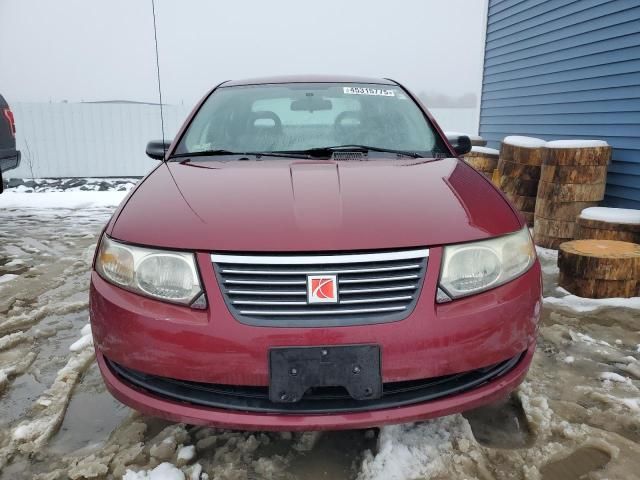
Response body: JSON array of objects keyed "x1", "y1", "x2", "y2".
[{"x1": 90, "y1": 75, "x2": 541, "y2": 430}]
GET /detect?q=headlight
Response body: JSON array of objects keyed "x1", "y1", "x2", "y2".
[
  {"x1": 95, "y1": 235, "x2": 205, "y2": 307},
  {"x1": 438, "y1": 227, "x2": 535, "y2": 300}
]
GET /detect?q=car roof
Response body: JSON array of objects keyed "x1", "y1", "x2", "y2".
[{"x1": 221, "y1": 75, "x2": 397, "y2": 87}]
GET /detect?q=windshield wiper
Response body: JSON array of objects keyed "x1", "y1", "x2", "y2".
[
  {"x1": 170, "y1": 149, "x2": 239, "y2": 159},
  {"x1": 269, "y1": 145, "x2": 424, "y2": 159},
  {"x1": 170, "y1": 150, "x2": 314, "y2": 161}
]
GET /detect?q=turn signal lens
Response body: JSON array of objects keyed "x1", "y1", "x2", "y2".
[
  {"x1": 97, "y1": 244, "x2": 134, "y2": 286},
  {"x1": 95, "y1": 236, "x2": 204, "y2": 307}
]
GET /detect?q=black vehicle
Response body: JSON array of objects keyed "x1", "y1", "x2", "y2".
[{"x1": 0, "y1": 94, "x2": 21, "y2": 192}]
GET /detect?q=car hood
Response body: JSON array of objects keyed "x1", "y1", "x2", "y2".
[{"x1": 109, "y1": 158, "x2": 520, "y2": 251}]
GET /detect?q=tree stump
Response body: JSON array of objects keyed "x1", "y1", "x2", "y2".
[
  {"x1": 575, "y1": 207, "x2": 640, "y2": 243},
  {"x1": 533, "y1": 141, "x2": 611, "y2": 248},
  {"x1": 491, "y1": 168, "x2": 500, "y2": 187},
  {"x1": 464, "y1": 147, "x2": 499, "y2": 178},
  {"x1": 558, "y1": 240, "x2": 640, "y2": 298},
  {"x1": 498, "y1": 136, "x2": 547, "y2": 227}
]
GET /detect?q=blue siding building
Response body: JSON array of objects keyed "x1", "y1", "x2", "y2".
[{"x1": 479, "y1": 0, "x2": 640, "y2": 209}]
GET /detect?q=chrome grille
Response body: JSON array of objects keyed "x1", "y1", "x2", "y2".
[{"x1": 211, "y1": 249, "x2": 428, "y2": 326}]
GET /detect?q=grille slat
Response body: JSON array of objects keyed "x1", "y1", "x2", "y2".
[
  {"x1": 221, "y1": 263, "x2": 423, "y2": 276},
  {"x1": 225, "y1": 279, "x2": 307, "y2": 285},
  {"x1": 339, "y1": 295, "x2": 413, "y2": 305},
  {"x1": 228, "y1": 289, "x2": 307, "y2": 296},
  {"x1": 212, "y1": 249, "x2": 428, "y2": 326},
  {"x1": 339, "y1": 274, "x2": 419, "y2": 284},
  {"x1": 233, "y1": 300, "x2": 308, "y2": 306},
  {"x1": 340, "y1": 285, "x2": 417, "y2": 295},
  {"x1": 238, "y1": 306, "x2": 407, "y2": 316}
]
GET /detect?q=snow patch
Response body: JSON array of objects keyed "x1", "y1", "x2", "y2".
[
  {"x1": 470, "y1": 146, "x2": 499, "y2": 155},
  {"x1": 81, "y1": 322, "x2": 92, "y2": 337},
  {"x1": 563, "y1": 356, "x2": 575, "y2": 364},
  {"x1": 70, "y1": 323, "x2": 93, "y2": 352},
  {"x1": 599, "y1": 372, "x2": 631, "y2": 384},
  {"x1": 544, "y1": 294, "x2": 640, "y2": 313},
  {"x1": 358, "y1": 415, "x2": 476, "y2": 480},
  {"x1": 69, "y1": 334, "x2": 93, "y2": 352},
  {"x1": 579, "y1": 207, "x2": 640, "y2": 225},
  {"x1": 177, "y1": 445, "x2": 195, "y2": 462},
  {"x1": 503, "y1": 136, "x2": 547, "y2": 148},
  {"x1": 0, "y1": 191, "x2": 127, "y2": 210},
  {"x1": 0, "y1": 274, "x2": 19, "y2": 284},
  {"x1": 545, "y1": 139, "x2": 609, "y2": 149},
  {"x1": 123, "y1": 463, "x2": 185, "y2": 480}
]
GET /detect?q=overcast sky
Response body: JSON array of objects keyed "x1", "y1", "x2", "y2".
[{"x1": 0, "y1": 0, "x2": 487, "y2": 106}]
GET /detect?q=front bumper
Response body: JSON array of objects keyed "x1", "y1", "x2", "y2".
[
  {"x1": 90, "y1": 248, "x2": 541, "y2": 429},
  {"x1": 96, "y1": 344, "x2": 534, "y2": 430}
]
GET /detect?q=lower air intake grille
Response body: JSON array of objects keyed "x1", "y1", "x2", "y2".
[{"x1": 211, "y1": 249, "x2": 429, "y2": 327}]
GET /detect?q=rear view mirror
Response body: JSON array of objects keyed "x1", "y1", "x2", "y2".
[
  {"x1": 146, "y1": 140, "x2": 171, "y2": 160},
  {"x1": 291, "y1": 97, "x2": 332, "y2": 112},
  {"x1": 446, "y1": 135, "x2": 472, "y2": 156}
]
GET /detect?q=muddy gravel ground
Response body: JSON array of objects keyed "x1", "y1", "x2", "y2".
[{"x1": 1, "y1": 201, "x2": 639, "y2": 480}]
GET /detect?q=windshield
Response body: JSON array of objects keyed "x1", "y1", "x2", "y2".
[{"x1": 174, "y1": 83, "x2": 448, "y2": 157}]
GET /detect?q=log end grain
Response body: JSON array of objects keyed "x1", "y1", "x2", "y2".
[{"x1": 558, "y1": 239, "x2": 640, "y2": 298}]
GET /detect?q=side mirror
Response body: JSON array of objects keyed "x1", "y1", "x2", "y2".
[
  {"x1": 146, "y1": 140, "x2": 171, "y2": 160},
  {"x1": 446, "y1": 135, "x2": 472, "y2": 156}
]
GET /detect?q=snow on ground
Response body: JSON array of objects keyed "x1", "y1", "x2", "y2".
[
  {"x1": 0, "y1": 190, "x2": 639, "y2": 479},
  {"x1": 3, "y1": 177, "x2": 139, "y2": 193},
  {"x1": 123, "y1": 462, "x2": 186, "y2": 480},
  {"x1": 0, "y1": 190, "x2": 128, "y2": 210},
  {"x1": 579, "y1": 206, "x2": 640, "y2": 224},
  {"x1": 544, "y1": 293, "x2": 640, "y2": 313}
]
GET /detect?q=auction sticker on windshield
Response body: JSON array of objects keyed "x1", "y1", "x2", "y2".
[{"x1": 343, "y1": 87, "x2": 395, "y2": 96}]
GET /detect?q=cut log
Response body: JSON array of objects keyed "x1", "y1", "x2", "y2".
[
  {"x1": 534, "y1": 217, "x2": 576, "y2": 239},
  {"x1": 559, "y1": 272, "x2": 637, "y2": 299},
  {"x1": 540, "y1": 165, "x2": 608, "y2": 184},
  {"x1": 535, "y1": 200, "x2": 598, "y2": 221},
  {"x1": 537, "y1": 181, "x2": 606, "y2": 202},
  {"x1": 558, "y1": 240, "x2": 640, "y2": 298},
  {"x1": 463, "y1": 151, "x2": 498, "y2": 172},
  {"x1": 500, "y1": 142, "x2": 546, "y2": 166},
  {"x1": 534, "y1": 234, "x2": 567, "y2": 250},
  {"x1": 509, "y1": 195, "x2": 537, "y2": 212},
  {"x1": 558, "y1": 240, "x2": 640, "y2": 280},
  {"x1": 500, "y1": 177, "x2": 540, "y2": 197},
  {"x1": 521, "y1": 211, "x2": 535, "y2": 227},
  {"x1": 544, "y1": 145, "x2": 612, "y2": 167},
  {"x1": 575, "y1": 217, "x2": 640, "y2": 244},
  {"x1": 491, "y1": 168, "x2": 501, "y2": 186},
  {"x1": 498, "y1": 160, "x2": 541, "y2": 181},
  {"x1": 575, "y1": 226, "x2": 639, "y2": 244}
]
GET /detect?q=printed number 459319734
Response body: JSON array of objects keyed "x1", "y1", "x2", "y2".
[{"x1": 343, "y1": 87, "x2": 395, "y2": 96}]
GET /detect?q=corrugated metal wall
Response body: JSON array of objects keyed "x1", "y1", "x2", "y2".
[
  {"x1": 9, "y1": 102, "x2": 190, "y2": 178},
  {"x1": 479, "y1": 0, "x2": 640, "y2": 209},
  {"x1": 7, "y1": 103, "x2": 478, "y2": 179}
]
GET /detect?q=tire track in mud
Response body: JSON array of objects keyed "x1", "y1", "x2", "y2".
[{"x1": 1, "y1": 207, "x2": 640, "y2": 479}]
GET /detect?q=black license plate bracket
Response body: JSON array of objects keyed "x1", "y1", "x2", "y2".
[{"x1": 269, "y1": 345, "x2": 382, "y2": 403}]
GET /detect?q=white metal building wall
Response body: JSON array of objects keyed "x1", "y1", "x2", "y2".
[{"x1": 9, "y1": 102, "x2": 190, "y2": 178}]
